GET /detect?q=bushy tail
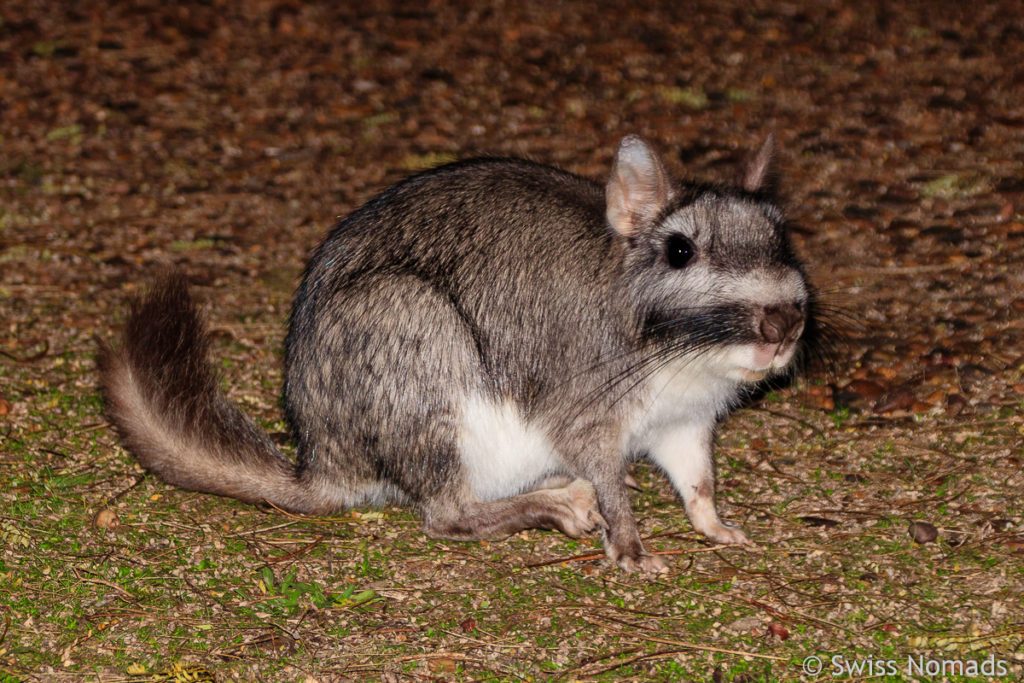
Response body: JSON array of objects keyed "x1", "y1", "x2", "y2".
[{"x1": 98, "y1": 274, "x2": 323, "y2": 513}]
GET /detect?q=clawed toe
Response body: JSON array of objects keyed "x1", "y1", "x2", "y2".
[
  {"x1": 614, "y1": 551, "x2": 669, "y2": 574},
  {"x1": 559, "y1": 479, "x2": 607, "y2": 537},
  {"x1": 606, "y1": 540, "x2": 671, "y2": 574},
  {"x1": 702, "y1": 522, "x2": 750, "y2": 545}
]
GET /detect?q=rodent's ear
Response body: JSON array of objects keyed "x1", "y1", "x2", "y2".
[
  {"x1": 606, "y1": 135, "x2": 673, "y2": 237},
  {"x1": 740, "y1": 133, "x2": 777, "y2": 193}
]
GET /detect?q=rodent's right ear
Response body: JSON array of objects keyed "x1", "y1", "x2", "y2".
[{"x1": 606, "y1": 135, "x2": 673, "y2": 237}]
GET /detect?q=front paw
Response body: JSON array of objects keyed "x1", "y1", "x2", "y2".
[
  {"x1": 605, "y1": 541, "x2": 670, "y2": 573},
  {"x1": 617, "y1": 552, "x2": 669, "y2": 573},
  {"x1": 698, "y1": 520, "x2": 751, "y2": 545}
]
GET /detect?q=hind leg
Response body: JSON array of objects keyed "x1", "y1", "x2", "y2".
[
  {"x1": 287, "y1": 273, "x2": 489, "y2": 507},
  {"x1": 422, "y1": 478, "x2": 607, "y2": 541}
]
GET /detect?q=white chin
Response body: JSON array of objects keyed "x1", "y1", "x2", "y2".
[
  {"x1": 727, "y1": 367, "x2": 771, "y2": 383},
  {"x1": 743, "y1": 368, "x2": 771, "y2": 382},
  {"x1": 718, "y1": 343, "x2": 797, "y2": 382}
]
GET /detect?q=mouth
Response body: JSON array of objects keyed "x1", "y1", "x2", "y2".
[
  {"x1": 752, "y1": 341, "x2": 794, "y2": 368},
  {"x1": 727, "y1": 341, "x2": 797, "y2": 383}
]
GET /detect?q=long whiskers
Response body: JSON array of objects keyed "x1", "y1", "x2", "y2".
[
  {"x1": 544, "y1": 290, "x2": 855, "y2": 437},
  {"x1": 547, "y1": 309, "x2": 749, "y2": 434}
]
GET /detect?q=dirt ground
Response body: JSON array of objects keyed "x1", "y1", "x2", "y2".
[{"x1": 1, "y1": 1, "x2": 1022, "y2": 681}]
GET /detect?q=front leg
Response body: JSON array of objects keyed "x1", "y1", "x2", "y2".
[
  {"x1": 591, "y1": 476, "x2": 669, "y2": 573},
  {"x1": 647, "y1": 421, "x2": 750, "y2": 545},
  {"x1": 560, "y1": 420, "x2": 667, "y2": 573}
]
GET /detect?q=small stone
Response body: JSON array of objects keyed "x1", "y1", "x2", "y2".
[
  {"x1": 874, "y1": 388, "x2": 916, "y2": 413},
  {"x1": 845, "y1": 379, "x2": 886, "y2": 401},
  {"x1": 93, "y1": 509, "x2": 119, "y2": 530},
  {"x1": 726, "y1": 615, "x2": 762, "y2": 633},
  {"x1": 908, "y1": 521, "x2": 939, "y2": 544}
]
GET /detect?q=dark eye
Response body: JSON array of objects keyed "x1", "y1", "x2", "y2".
[{"x1": 665, "y1": 234, "x2": 694, "y2": 269}]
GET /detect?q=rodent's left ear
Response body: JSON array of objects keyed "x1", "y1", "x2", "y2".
[
  {"x1": 740, "y1": 133, "x2": 778, "y2": 193},
  {"x1": 606, "y1": 135, "x2": 673, "y2": 237}
]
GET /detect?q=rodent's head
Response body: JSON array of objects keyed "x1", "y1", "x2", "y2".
[{"x1": 606, "y1": 135, "x2": 808, "y2": 383}]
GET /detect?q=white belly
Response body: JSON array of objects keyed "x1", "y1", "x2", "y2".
[
  {"x1": 628, "y1": 357, "x2": 743, "y2": 452},
  {"x1": 456, "y1": 395, "x2": 562, "y2": 501}
]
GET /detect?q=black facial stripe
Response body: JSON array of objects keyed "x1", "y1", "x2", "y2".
[{"x1": 640, "y1": 304, "x2": 757, "y2": 346}]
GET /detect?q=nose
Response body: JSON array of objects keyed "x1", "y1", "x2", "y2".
[{"x1": 758, "y1": 302, "x2": 805, "y2": 344}]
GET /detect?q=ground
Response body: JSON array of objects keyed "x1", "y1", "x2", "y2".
[{"x1": 1, "y1": 1, "x2": 1022, "y2": 681}]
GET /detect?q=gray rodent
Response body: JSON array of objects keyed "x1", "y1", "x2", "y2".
[{"x1": 99, "y1": 134, "x2": 809, "y2": 572}]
